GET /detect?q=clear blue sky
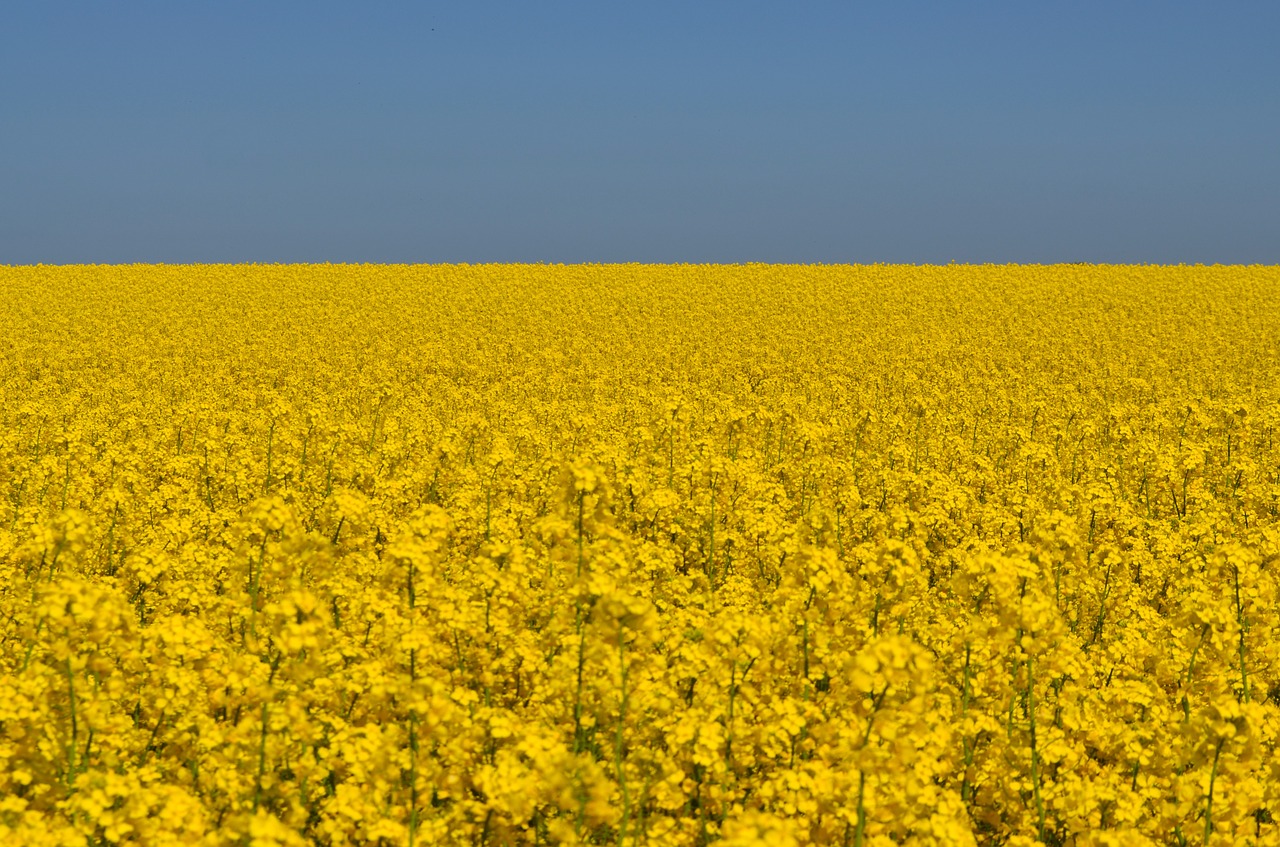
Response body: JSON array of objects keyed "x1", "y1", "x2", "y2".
[{"x1": 3, "y1": 2, "x2": 1277, "y2": 264}]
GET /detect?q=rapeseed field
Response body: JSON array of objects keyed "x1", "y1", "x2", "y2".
[{"x1": 2, "y1": 263, "x2": 1279, "y2": 846}]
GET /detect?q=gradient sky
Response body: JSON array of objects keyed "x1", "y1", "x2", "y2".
[{"x1": 3, "y1": 2, "x2": 1278, "y2": 264}]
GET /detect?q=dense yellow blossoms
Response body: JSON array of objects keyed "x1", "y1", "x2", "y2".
[{"x1": 2, "y1": 263, "x2": 1280, "y2": 845}]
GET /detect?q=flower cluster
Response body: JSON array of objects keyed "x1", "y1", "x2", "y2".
[{"x1": 1, "y1": 263, "x2": 1279, "y2": 844}]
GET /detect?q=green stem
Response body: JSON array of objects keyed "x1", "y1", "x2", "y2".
[
  {"x1": 408, "y1": 714, "x2": 419, "y2": 847},
  {"x1": 1233, "y1": 565, "x2": 1249, "y2": 702},
  {"x1": 960, "y1": 643, "x2": 973, "y2": 804},
  {"x1": 576, "y1": 488, "x2": 585, "y2": 578},
  {"x1": 409, "y1": 630, "x2": 419, "y2": 847},
  {"x1": 65, "y1": 656, "x2": 79, "y2": 786},
  {"x1": 853, "y1": 770, "x2": 867, "y2": 847},
  {"x1": 1182, "y1": 624, "x2": 1210, "y2": 721},
  {"x1": 615, "y1": 622, "x2": 630, "y2": 846},
  {"x1": 572, "y1": 617, "x2": 586, "y2": 753},
  {"x1": 573, "y1": 487, "x2": 588, "y2": 753},
  {"x1": 264, "y1": 418, "x2": 276, "y2": 491},
  {"x1": 1204, "y1": 738, "x2": 1225, "y2": 846},
  {"x1": 1028, "y1": 653, "x2": 1046, "y2": 841},
  {"x1": 1089, "y1": 557, "x2": 1114, "y2": 646},
  {"x1": 707, "y1": 482, "x2": 716, "y2": 587}
]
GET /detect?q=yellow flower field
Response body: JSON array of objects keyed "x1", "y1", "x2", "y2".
[{"x1": 2, "y1": 263, "x2": 1279, "y2": 846}]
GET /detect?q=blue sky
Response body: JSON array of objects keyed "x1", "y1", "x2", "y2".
[{"x1": 2, "y1": 2, "x2": 1277, "y2": 263}]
